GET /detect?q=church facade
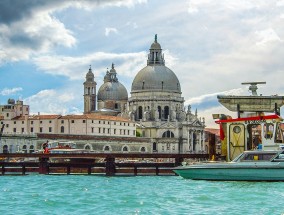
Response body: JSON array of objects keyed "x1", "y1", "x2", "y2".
[{"x1": 84, "y1": 35, "x2": 206, "y2": 154}]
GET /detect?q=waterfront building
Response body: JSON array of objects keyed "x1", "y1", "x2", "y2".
[{"x1": 0, "y1": 99, "x2": 138, "y2": 153}]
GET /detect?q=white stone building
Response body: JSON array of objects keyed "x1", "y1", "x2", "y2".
[{"x1": 127, "y1": 35, "x2": 205, "y2": 154}]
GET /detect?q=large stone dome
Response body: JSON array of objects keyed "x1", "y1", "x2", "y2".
[
  {"x1": 131, "y1": 35, "x2": 181, "y2": 94},
  {"x1": 98, "y1": 81, "x2": 128, "y2": 100},
  {"x1": 131, "y1": 65, "x2": 181, "y2": 93}
]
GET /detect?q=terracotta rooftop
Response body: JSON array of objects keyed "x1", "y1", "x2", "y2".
[
  {"x1": 30, "y1": 115, "x2": 61, "y2": 120},
  {"x1": 11, "y1": 115, "x2": 61, "y2": 120},
  {"x1": 205, "y1": 128, "x2": 220, "y2": 136},
  {"x1": 6, "y1": 113, "x2": 131, "y2": 122},
  {"x1": 60, "y1": 114, "x2": 131, "y2": 122}
]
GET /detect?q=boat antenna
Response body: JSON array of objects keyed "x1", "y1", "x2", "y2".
[{"x1": 241, "y1": 81, "x2": 266, "y2": 96}]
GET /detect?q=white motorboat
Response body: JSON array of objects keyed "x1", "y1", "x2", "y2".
[{"x1": 174, "y1": 150, "x2": 284, "y2": 181}]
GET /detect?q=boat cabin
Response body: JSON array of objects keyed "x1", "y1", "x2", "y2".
[
  {"x1": 215, "y1": 82, "x2": 284, "y2": 162},
  {"x1": 216, "y1": 114, "x2": 284, "y2": 161},
  {"x1": 232, "y1": 150, "x2": 284, "y2": 163}
]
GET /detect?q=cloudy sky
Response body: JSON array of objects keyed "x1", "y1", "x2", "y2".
[{"x1": 1, "y1": 0, "x2": 284, "y2": 128}]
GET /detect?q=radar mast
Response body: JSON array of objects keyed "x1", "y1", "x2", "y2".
[{"x1": 241, "y1": 81, "x2": 266, "y2": 96}]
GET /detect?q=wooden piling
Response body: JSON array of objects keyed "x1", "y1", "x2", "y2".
[
  {"x1": 39, "y1": 157, "x2": 49, "y2": 174},
  {"x1": 105, "y1": 156, "x2": 116, "y2": 176},
  {"x1": 22, "y1": 164, "x2": 26, "y2": 175}
]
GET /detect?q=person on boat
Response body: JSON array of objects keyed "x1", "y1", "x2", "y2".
[
  {"x1": 253, "y1": 136, "x2": 262, "y2": 150},
  {"x1": 43, "y1": 141, "x2": 48, "y2": 150},
  {"x1": 43, "y1": 140, "x2": 49, "y2": 153}
]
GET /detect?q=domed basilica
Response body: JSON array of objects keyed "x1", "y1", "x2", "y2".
[{"x1": 83, "y1": 35, "x2": 206, "y2": 153}]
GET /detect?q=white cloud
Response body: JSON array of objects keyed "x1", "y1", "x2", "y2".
[
  {"x1": 126, "y1": 22, "x2": 138, "y2": 29},
  {"x1": 0, "y1": 0, "x2": 147, "y2": 64},
  {"x1": 0, "y1": 87, "x2": 23, "y2": 96},
  {"x1": 185, "y1": 88, "x2": 243, "y2": 105},
  {"x1": 255, "y1": 28, "x2": 282, "y2": 46},
  {"x1": 33, "y1": 51, "x2": 147, "y2": 80},
  {"x1": 24, "y1": 89, "x2": 78, "y2": 115},
  {"x1": 105, "y1": 27, "x2": 118, "y2": 36}
]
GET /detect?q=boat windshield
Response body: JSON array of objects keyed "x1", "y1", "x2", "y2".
[
  {"x1": 234, "y1": 151, "x2": 278, "y2": 162},
  {"x1": 272, "y1": 151, "x2": 284, "y2": 162}
]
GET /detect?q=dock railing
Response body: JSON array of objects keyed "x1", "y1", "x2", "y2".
[{"x1": 0, "y1": 153, "x2": 208, "y2": 176}]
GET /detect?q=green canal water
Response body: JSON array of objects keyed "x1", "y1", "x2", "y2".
[{"x1": 0, "y1": 175, "x2": 283, "y2": 215}]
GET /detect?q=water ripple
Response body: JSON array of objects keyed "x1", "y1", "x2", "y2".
[{"x1": 0, "y1": 175, "x2": 284, "y2": 215}]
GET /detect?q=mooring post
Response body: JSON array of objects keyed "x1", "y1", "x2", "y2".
[
  {"x1": 134, "y1": 166, "x2": 138, "y2": 176},
  {"x1": 67, "y1": 165, "x2": 71, "y2": 175},
  {"x1": 155, "y1": 165, "x2": 159, "y2": 176},
  {"x1": 88, "y1": 166, "x2": 92, "y2": 175},
  {"x1": 38, "y1": 157, "x2": 49, "y2": 174},
  {"x1": 105, "y1": 156, "x2": 116, "y2": 176},
  {"x1": 22, "y1": 164, "x2": 26, "y2": 175},
  {"x1": 2, "y1": 165, "x2": 5, "y2": 175}
]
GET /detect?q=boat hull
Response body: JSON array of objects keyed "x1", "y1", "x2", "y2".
[{"x1": 174, "y1": 163, "x2": 284, "y2": 181}]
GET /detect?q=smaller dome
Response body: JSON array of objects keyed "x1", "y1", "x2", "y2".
[
  {"x1": 98, "y1": 63, "x2": 128, "y2": 101},
  {"x1": 98, "y1": 82, "x2": 128, "y2": 101},
  {"x1": 8, "y1": 98, "x2": 15, "y2": 104},
  {"x1": 150, "y1": 41, "x2": 161, "y2": 50}
]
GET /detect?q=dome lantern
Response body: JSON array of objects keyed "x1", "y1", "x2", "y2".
[{"x1": 147, "y1": 34, "x2": 165, "y2": 66}]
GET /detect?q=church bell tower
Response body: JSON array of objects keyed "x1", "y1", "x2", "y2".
[{"x1": 83, "y1": 66, "x2": 97, "y2": 113}]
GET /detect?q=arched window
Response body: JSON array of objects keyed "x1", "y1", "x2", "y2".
[
  {"x1": 263, "y1": 123, "x2": 274, "y2": 139},
  {"x1": 3, "y1": 145, "x2": 8, "y2": 154},
  {"x1": 153, "y1": 142, "x2": 157, "y2": 151},
  {"x1": 84, "y1": 145, "x2": 91, "y2": 150},
  {"x1": 140, "y1": 147, "x2": 146, "y2": 152},
  {"x1": 22, "y1": 145, "x2": 27, "y2": 153},
  {"x1": 138, "y1": 106, "x2": 143, "y2": 120},
  {"x1": 60, "y1": 126, "x2": 64, "y2": 133},
  {"x1": 162, "y1": 130, "x2": 174, "y2": 138},
  {"x1": 164, "y1": 106, "x2": 169, "y2": 120},
  {"x1": 122, "y1": 146, "x2": 128, "y2": 152},
  {"x1": 104, "y1": 146, "x2": 110, "y2": 151},
  {"x1": 29, "y1": 145, "x2": 34, "y2": 153}
]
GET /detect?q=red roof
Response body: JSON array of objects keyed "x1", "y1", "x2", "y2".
[
  {"x1": 205, "y1": 128, "x2": 220, "y2": 136},
  {"x1": 30, "y1": 115, "x2": 61, "y2": 120},
  {"x1": 7, "y1": 113, "x2": 131, "y2": 122},
  {"x1": 60, "y1": 114, "x2": 131, "y2": 122}
]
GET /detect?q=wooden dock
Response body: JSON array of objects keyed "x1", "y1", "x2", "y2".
[{"x1": 0, "y1": 153, "x2": 208, "y2": 176}]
